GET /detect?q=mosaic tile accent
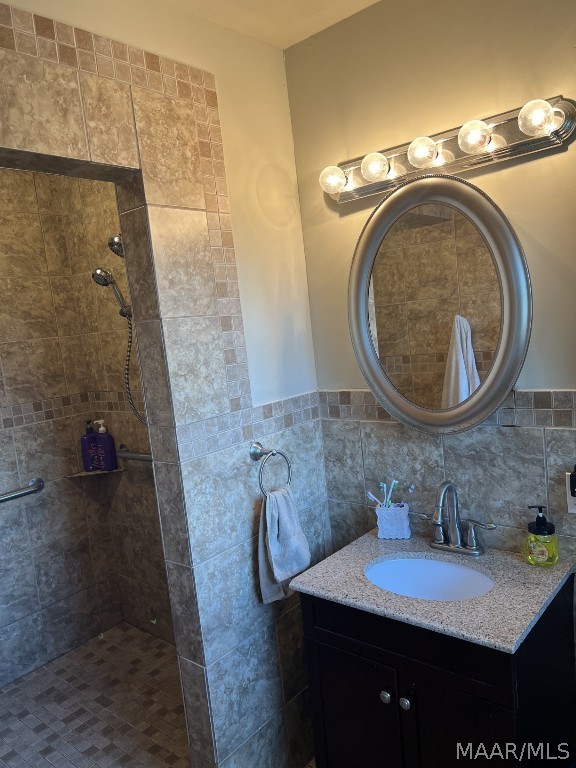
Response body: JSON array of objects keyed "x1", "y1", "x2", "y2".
[
  {"x1": 0, "y1": 4, "x2": 215, "y2": 105},
  {"x1": 318, "y1": 389, "x2": 576, "y2": 429},
  {"x1": 176, "y1": 391, "x2": 320, "y2": 461},
  {"x1": 383, "y1": 350, "x2": 494, "y2": 376},
  {"x1": 319, "y1": 389, "x2": 394, "y2": 422},
  {"x1": 1, "y1": 388, "x2": 323, "y2": 455},
  {"x1": 0, "y1": 623, "x2": 189, "y2": 768},
  {"x1": 90, "y1": 389, "x2": 146, "y2": 416},
  {"x1": 0, "y1": 391, "x2": 145, "y2": 430},
  {"x1": 202, "y1": 154, "x2": 248, "y2": 415}
]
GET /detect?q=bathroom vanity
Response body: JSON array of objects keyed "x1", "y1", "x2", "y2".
[{"x1": 291, "y1": 533, "x2": 576, "y2": 767}]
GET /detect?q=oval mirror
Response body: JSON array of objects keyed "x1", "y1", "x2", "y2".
[{"x1": 348, "y1": 175, "x2": 532, "y2": 434}]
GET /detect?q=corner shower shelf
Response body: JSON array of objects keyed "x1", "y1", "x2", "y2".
[{"x1": 67, "y1": 469, "x2": 125, "y2": 479}]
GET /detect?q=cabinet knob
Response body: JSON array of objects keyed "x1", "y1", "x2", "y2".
[
  {"x1": 379, "y1": 690, "x2": 392, "y2": 704},
  {"x1": 399, "y1": 697, "x2": 412, "y2": 711}
]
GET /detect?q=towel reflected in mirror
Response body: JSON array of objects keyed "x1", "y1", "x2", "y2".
[{"x1": 441, "y1": 315, "x2": 480, "y2": 409}]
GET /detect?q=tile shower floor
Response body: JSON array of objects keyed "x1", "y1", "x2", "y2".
[{"x1": 0, "y1": 624, "x2": 189, "y2": 768}]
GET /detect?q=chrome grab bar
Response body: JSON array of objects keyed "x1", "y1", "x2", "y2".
[
  {"x1": 0, "y1": 477, "x2": 45, "y2": 504},
  {"x1": 116, "y1": 451, "x2": 152, "y2": 463},
  {"x1": 117, "y1": 444, "x2": 152, "y2": 462}
]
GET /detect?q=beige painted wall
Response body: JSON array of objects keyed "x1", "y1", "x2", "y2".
[
  {"x1": 12, "y1": 0, "x2": 317, "y2": 404},
  {"x1": 285, "y1": 0, "x2": 576, "y2": 391}
]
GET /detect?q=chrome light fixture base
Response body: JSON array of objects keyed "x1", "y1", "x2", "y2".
[{"x1": 330, "y1": 96, "x2": 576, "y2": 204}]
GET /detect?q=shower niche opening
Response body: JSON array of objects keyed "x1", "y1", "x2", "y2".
[{"x1": 0, "y1": 166, "x2": 188, "y2": 767}]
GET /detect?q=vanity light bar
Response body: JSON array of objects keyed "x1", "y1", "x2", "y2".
[{"x1": 321, "y1": 96, "x2": 576, "y2": 204}]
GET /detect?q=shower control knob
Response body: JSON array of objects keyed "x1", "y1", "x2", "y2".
[
  {"x1": 379, "y1": 690, "x2": 391, "y2": 704},
  {"x1": 399, "y1": 697, "x2": 412, "y2": 711}
]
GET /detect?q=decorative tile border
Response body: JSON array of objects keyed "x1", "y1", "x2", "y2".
[
  {"x1": 91, "y1": 389, "x2": 146, "y2": 415},
  {"x1": 0, "y1": 3, "x2": 217, "y2": 106},
  {"x1": 381, "y1": 351, "x2": 493, "y2": 376},
  {"x1": 6, "y1": 386, "x2": 573, "y2": 437},
  {"x1": 0, "y1": 387, "x2": 321, "y2": 446},
  {"x1": 318, "y1": 389, "x2": 576, "y2": 428},
  {"x1": 0, "y1": 390, "x2": 146, "y2": 428},
  {"x1": 319, "y1": 390, "x2": 394, "y2": 422},
  {"x1": 176, "y1": 392, "x2": 320, "y2": 461}
]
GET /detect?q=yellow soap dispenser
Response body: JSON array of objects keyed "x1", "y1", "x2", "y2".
[{"x1": 525, "y1": 505, "x2": 558, "y2": 566}]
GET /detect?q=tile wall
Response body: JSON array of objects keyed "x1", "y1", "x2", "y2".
[{"x1": 176, "y1": 408, "x2": 329, "y2": 768}]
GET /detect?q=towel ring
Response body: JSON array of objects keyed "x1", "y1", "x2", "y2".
[{"x1": 250, "y1": 441, "x2": 292, "y2": 497}]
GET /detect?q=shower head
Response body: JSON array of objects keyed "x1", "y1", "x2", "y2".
[
  {"x1": 92, "y1": 267, "x2": 132, "y2": 318},
  {"x1": 108, "y1": 234, "x2": 124, "y2": 258},
  {"x1": 92, "y1": 267, "x2": 113, "y2": 286}
]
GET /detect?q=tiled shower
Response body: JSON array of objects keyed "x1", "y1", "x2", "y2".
[
  {"x1": 0, "y1": 166, "x2": 187, "y2": 766},
  {"x1": 0, "y1": 168, "x2": 173, "y2": 686}
]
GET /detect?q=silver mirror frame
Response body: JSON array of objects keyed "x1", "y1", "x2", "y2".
[{"x1": 348, "y1": 175, "x2": 532, "y2": 435}]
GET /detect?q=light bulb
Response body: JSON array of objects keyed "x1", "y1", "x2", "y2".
[
  {"x1": 518, "y1": 99, "x2": 555, "y2": 137},
  {"x1": 458, "y1": 120, "x2": 492, "y2": 154},
  {"x1": 319, "y1": 165, "x2": 347, "y2": 194},
  {"x1": 407, "y1": 137, "x2": 437, "y2": 169},
  {"x1": 487, "y1": 133, "x2": 507, "y2": 152},
  {"x1": 552, "y1": 109, "x2": 565, "y2": 130},
  {"x1": 360, "y1": 152, "x2": 389, "y2": 182},
  {"x1": 433, "y1": 148, "x2": 455, "y2": 167},
  {"x1": 387, "y1": 159, "x2": 406, "y2": 179}
]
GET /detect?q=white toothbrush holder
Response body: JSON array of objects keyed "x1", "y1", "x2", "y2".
[{"x1": 376, "y1": 502, "x2": 411, "y2": 539}]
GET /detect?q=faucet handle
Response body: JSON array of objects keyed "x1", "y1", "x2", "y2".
[
  {"x1": 462, "y1": 518, "x2": 496, "y2": 550},
  {"x1": 408, "y1": 511, "x2": 446, "y2": 543}
]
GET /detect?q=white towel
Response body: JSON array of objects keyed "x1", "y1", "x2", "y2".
[
  {"x1": 441, "y1": 315, "x2": 481, "y2": 409},
  {"x1": 258, "y1": 485, "x2": 311, "y2": 604}
]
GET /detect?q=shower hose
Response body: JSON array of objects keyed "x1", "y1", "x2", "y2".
[{"x1": 125, "y1": 315, "x2": 147, "y2": 425}]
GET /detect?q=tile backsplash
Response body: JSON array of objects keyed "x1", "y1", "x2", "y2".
[
  {"x1": 319, "y1": 388, "x2": 576, "y2": 428},
  {"x1": 319, "y1": 388, "x2": 576, "y2": 560}
]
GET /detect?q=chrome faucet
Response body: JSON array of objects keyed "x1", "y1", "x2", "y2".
[
  {"x1": 433, "y1": 481, "x2": 462, "y2": 547},
  {"x1": 429, "y1": 481, "x2": 495, "y2": 556}
]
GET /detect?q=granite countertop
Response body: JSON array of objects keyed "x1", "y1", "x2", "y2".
[{"x1": 290, "y1": 530, "x2": 574, "y2": 653}]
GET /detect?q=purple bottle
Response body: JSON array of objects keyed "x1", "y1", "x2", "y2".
[
  {"x1": 80, "y1": 420, "x2": 99, "y2": 472},
  {"x1": 93, "y1": 420, "x2": 118, "y2": 471}
]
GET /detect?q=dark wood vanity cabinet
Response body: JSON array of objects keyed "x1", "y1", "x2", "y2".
[{"x1": 301, "y1": 575, "x2": 576, "y2": 768}]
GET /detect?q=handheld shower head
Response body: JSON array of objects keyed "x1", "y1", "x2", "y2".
[
  {"x1": 92, "y1": 267, "x2": 132, "y2": 318},
  {"x1": 108, "y1": 234, "x2": 124, "y2": 258},
  {"x1": 92, "y1": 267, "x2": 113, "y2": 287}
]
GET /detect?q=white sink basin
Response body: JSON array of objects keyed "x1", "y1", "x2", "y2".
[{"x1": 364, "y1": 557, "x2": 494, "y2": 601}]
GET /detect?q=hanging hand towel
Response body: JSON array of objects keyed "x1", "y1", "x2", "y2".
[
  {"x1": 258, "y1": 485, "x2": 311, "y2": 604},
  {"x1": 441, "y1": 315, "x2": 481, "y2": 409}
]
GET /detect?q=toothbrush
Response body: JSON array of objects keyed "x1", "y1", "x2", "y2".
[
  {"x1": 379, "y1": 482, "x2": 387, "y2": 502},
  {"x1": 366, "y1": 491, "x2": 383, "y2": 505},
  {"x1": 385, "y1": 480, "x2": 398, "y2": 508}
]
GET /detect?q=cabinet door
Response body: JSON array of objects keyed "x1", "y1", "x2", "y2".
[
  {"x1": 409, "y1": 673, "x2": 516, "y2": 768},
  {"x1": 312, "y1": 642, "x2": 404, "y2": 768}
]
